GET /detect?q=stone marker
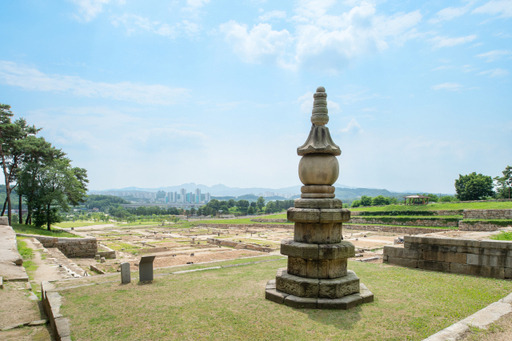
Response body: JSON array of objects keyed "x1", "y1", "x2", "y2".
[
  {"x1": 265, "y1": 86, "x2": 374, "y2": 309},
  {"x1": 139, "y1": 255, "x2": 156, "y2": 283},
  {"x1": 120, "y1": 262, "x2": 131, "y2": 284}
]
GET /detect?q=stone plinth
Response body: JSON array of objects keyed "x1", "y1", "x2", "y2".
[{"x1": 265, "y1": 86, "x2": 373, "y2": 309}]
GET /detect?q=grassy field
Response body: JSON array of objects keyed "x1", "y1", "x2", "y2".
[
  {"x1": 12, "y1": 223, "x2": 78, "y2": 238},
  {"x1": 60, "y1": 258, "x2": 512, "y2": 341}
]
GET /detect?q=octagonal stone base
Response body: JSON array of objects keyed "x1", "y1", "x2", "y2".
[{"x1": 265, "y1": 279, "x2": 374, "y2": 309}]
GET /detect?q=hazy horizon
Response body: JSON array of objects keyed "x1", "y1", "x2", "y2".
[{"x1": 1, "y1": 1, "x2": 510, "y2": 194}]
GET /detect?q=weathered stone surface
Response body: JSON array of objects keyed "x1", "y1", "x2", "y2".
[
  {"x1": 317, "y1": 293, "x2": 362, "y2": 309},
  {"x1": 318, "y1": 271, "x2": 360, "y2": 299},
  {"x1": 121, "y1": 262, "x2": 131, "y2": 284},
  {"x1": 284, "y1": 295, "x2": 318, "y2": 309},
  {"x1": 294, "y1": 222, "x2": 343, "y2": 244},
  {"x1": 318, "y1": 242, "x2": 355, "y2": 259},
  {"x1": 275, "y1": 269, "x2": 319, "y2": 298},
  {"x1": 281, "y1": 240, "x2": 318, "y2": 259},
  {"x1": 294, "y1": 198, "x2": 342, "y2": 209},
  {"x1": 359, "y1": 283, "x2": 374, "y2": 303},
  {"x1": 281, "y1": 240, "x2": 354, "y2": 260},
  {"x1": 287, "y1": 257, "x2": 347, "y2": 279},
  {"x1": 288, "y1": 208, "x2": 350, "y2": 223}
]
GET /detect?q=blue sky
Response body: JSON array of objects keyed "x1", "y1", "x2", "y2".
[{"x1": 1, "y1": 0, "x2": 511, "y2": 194}]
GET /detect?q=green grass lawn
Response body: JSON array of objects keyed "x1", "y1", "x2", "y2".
[
  {"x1": 490, "y1": 231, "x2": 512, "y2": 241},
  {"x1": 60, "y1": 258, "x2": 512, "y2": 341},
  {"x1": 12, "y1": 223, "x2": 78, "y2": 238}
]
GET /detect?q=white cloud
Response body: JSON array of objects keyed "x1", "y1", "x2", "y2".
[
  {"x1": 431, "y1": 6, "x2": 469, "y2": 23},
  {"x1": 219, "y1": 1, "x2": 422, "y2": 72},
  {"x1": 258, "y1": 10, "x2": 287, "y2": 22},
  {"x1": 110, "y1": 14, "x2": 202, "y2": 38},
  {"x1": 341, "y1": 118, "x2": 362, "y2": 133},
  {"x1": 71, "y1": 0, "x2": 124, "y2": 22},
  {"x1": 0, "y1": 60, "x2": 189, "y2": 105},
  {"x1": 478, "y1": 68, "x2": 509, "y2": 77},
  {"x1": 219, "y1": 21, "x2": 293, "y2": 65},
  {"x1": 430, "y1": 34, "x2": 477, "y2": 48},
  {"x1": 432, "y1": 82, "x2": 463, "y2": 92},
  {"x1": 473, "y1": 0, "x2": 512, "y2": 18},
  {"x1": 477, "y1": 49, "x2": 512, "y2": 62}
]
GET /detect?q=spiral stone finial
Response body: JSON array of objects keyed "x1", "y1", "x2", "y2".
[{"x1": 311, "y1": 86, "x2": 328, "y2": 126}]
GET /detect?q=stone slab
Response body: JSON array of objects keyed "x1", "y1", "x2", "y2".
[
  {"x1": 288, "y1": 208, "x2": 350, "y2": 223},
  {"x1": 294, "y1": 198, "x2": 343, "y2": 209},
  {"x1": 281, "y1": 240, "x2": 355, "y2": 260}
]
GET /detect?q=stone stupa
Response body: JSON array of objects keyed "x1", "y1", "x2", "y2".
[{"x1": 265, "y1": 86, "x2": 374, "y2": 309}]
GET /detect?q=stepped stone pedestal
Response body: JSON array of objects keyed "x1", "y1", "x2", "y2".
[{"x1": 265, "y1": 87, "x2": 374, "y2": 309}]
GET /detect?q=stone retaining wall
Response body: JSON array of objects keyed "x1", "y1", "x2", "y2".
[
  {"x1": 351, "y1": 210, "x2": 462, "y2": 216},
  {"x1": 206, "y1": 238, "x2": 273, "y2": 252},
  {"x1": 349, "y1": 217, "x2": 458, "y2": 227},
  {"x1": 17, "y1": 234, "x2": 97, "y2": 258},
  {"x1": 463, "y1": 209, "x2": 512, "y2": 219},
  {"x1": 198, "y1": 223, "x2": 293, "y2": 229},
  {"x1": 383, "y1": 235, "x2": 512, "y2": 279},
  {"x1": 459, "y1": 221, "x2": 505, "y2": 232},
  {"x1": 344, "y1": 224, "x2": 452, "y2": 235}
]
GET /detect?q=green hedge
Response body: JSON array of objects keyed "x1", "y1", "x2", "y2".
[
  {"x1": 462, "y1": 219, "x2": 512, "y2": 226},
  {"x1": 353, "y1": 216, "x2": 461, "y2": 223},
  {"x1": 358, "y1": 211, "x2": 436, "y2": 216}
]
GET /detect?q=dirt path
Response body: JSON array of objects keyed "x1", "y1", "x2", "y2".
[{"x1": 0, "y1": 237, "x2": 57, "y2": 340}]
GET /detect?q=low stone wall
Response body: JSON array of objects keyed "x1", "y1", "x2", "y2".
[
  {"x1": 17, "y1": 234, "x2": 97, "y2": 258},
  {"x1": 250, "y1": 219, "x2": 288, "y2": 223},
  {"x1": 349, "y1": 217, "x2": 458, "y2": 227},
  {"x1": 351, "y1": 210, "x2": 462, "y2": 216},
  {"x1": 198, "y1": 223, "x2": 293, "y2": 229},
  {"x1": 459, "y1": 222, "x2": 505, "y2": 232},
  {"x1": 206, "y1": 238, "x2": 273, "y2": 252},
  {"x1": 344, "y1": 224, "x2": 452, "y2": 235},
  {"x1": 383, "y1": 235, "x2": 512, "y2": 279},
  {"x1": 464, "y1": 209, "x2": 512, "y2": 219}
]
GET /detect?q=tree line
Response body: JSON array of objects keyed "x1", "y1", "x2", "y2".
[{"x1": 0, "y1": 104, "x2": 88, "y2": 229}]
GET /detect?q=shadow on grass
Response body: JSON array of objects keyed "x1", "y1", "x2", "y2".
[{"x1": 303, "y1": 305, "x2": 363, "y2": 331}]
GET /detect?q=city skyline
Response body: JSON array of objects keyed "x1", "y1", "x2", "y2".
[{"x1": 1, "y1": 1, "x2": 511, "y2": 194}]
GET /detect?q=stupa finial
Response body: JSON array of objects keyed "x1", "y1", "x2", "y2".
[
  {"x1": 297, "y1": 86, "x2": 341, "y2": 156},
  {"x1": 311, "y1": 86, "x2": 328, "y2": 126}
]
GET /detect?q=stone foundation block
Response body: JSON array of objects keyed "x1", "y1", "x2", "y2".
[
  {"x1": 317, "y1": 293, "x2": 362, "y2": 309},
  {"x1": 506, "y1": 257, "x2": 512, "y2": 268},
  {"x1": 505, "y1": 268, "x2": 512, "y2": 279},
  {"x1": 287, "y1": 257, "x2": 347, "y2": 279},
  {"x1": 385, "y1": 257, "x2": 418, "y2": 268},
  {"x1": 283, "y1": 295, "x2": 318, "y2": 309},
  {"x1": 318, "y1": 241, "x2": 355, "y2": 259},
  {"x1": 318, "y1": 271, "x2": 360, "y2": 299},
  {"x1": 294, "y1": 222, "x2": 343, "y2": 244},
  {"x1": 294, "y1": 198, "x2": 343, "y2": 209},
  {"x1": 288, "y1": 208, "x2": 350, "y2": 223},
  {"x1": 275, "y1": 269, "x2": 319, "y2": 298},
  {"x1": 359, "y1": 283, "x2": 374, "y2": 303},
  {"x1": 418, "y1": 260, "x2": 450, "y2": 272},
  {"x1": 281, "y1": 240, "x2": 319, "y2": 259}
]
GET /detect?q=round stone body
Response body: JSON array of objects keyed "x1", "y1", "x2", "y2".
[{"x1": 298, "y1": 154, "x2": 339, "y2": 186}]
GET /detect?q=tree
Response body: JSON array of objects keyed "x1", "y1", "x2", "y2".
[
  {"x1": 372, "y1": 195, "x2": 390, "y2": 206},
  {"x1": 454, "y1": 172, "x2": 494, "y2": 201},
  {"x1": 256, "y1": 196, "x2": 265, "y2": 211},
  {"x1": 0, "y1": 104, "x2": 39, "y2": 225},
  {"x1": 360, "y1": 195, "x2": 372, "y2": 206},
  {"x1": 18, "y1": 157, "x2": 88, "y2": 230},
  {"x1": 494, "y1": 165, "x2": 512, "y2": 199}
]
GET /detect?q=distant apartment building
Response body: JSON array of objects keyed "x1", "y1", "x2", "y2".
[{"x1": 165, "y1": 188, "x2": 211, "y2": 205}]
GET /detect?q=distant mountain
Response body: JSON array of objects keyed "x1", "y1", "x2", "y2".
[{"x1": 90, "y1": 183, "x2": 432, "y2": 202}]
